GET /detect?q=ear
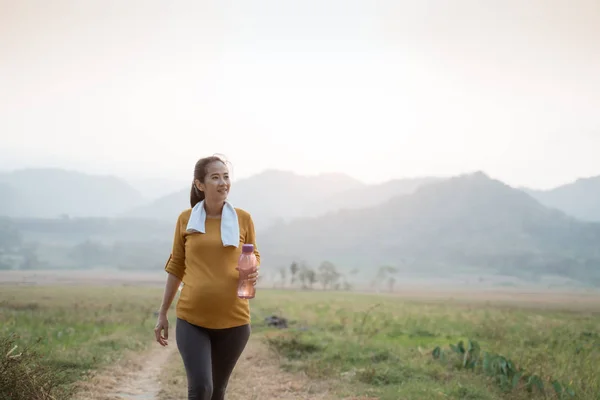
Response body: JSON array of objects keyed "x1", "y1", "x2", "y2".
[{"x1": 194, "y1": 179, "x2": 204, "y2": 192}]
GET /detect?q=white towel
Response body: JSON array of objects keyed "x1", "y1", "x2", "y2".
[{"x1": 186, "y1": 200, "x2": 240, "y2": 247}]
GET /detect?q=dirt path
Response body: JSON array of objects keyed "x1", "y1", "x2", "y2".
[
  {"x1": 158, "y1": 338, "x2": 339, "y2": 400},
  {"x1": 220, "y1": 339, "x2": 336, "y2": 400},
  {"x1": 75, "y1": 337, "x2": 341, "y2": 400},
  {"x1": 74, "y1": 343, "x2": 176, "y2": 400}
]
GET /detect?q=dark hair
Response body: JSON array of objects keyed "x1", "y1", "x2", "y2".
[{"x1": 189, "y1": 155, "x2": 229, "y2": 208}]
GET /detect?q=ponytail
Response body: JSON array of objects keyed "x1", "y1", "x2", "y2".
[
  {"x1": 189, "y1": 155, "x2": 227, "y2": 208},
  {"x1": 190, "y1": 182, "x2": 205, "y2": 208}
]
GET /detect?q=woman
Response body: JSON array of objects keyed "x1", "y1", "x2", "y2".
[{"x1": 154, "y1": 155, "x2": 260, "y2": 400}]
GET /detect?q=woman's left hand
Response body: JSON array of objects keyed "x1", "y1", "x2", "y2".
[{"x1": 248, "y1": 265, "x2": 260, "y2": 286}]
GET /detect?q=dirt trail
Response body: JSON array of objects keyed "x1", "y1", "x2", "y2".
[
  {"x1": 222, "y1": 339, "x2": 336, "y2": 400},
  {"x1": 74, "y1": 343, "x2": 175, "y2": 400},
  {"x1": 158, "y1": 337, "x2": 340, "y2": 400},
  {"x1": 75, "y1": 336, "x2": 346, "y2": 400}
]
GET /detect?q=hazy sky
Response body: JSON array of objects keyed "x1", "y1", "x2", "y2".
[{"x1": 1, "y1": 0, "x2": 599, "y2": 189}]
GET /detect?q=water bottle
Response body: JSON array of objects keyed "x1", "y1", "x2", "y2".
[{"x1": 237, "y1": 244, "x2": 257, "y2": 299}]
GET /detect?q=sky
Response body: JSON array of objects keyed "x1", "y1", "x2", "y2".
[{"x1": 1, "y1": 0, "x2": 599, "y2": 189}]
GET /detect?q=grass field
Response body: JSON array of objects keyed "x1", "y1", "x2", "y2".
[
  {"x1": 1, "y1": 283, "x2": 599, "y2": 399},
  {"x1": 0, "y1": 285, "x2": 164, "y2": 399},
  {"x1": 249, "y1": 290, "x2": 600, "y2": 399}
]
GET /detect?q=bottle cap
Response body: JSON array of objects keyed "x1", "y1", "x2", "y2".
[{"x1": 242, "y1": 244, "x2": 254, "y2": 253}]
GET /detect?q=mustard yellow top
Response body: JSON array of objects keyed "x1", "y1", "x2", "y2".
[{"x1": 164, "y1": 207, "x2": 260, "y2": 329}]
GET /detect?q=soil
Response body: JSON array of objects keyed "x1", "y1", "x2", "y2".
[
  {"x1": 73, "y1": 344, "x2": 174, "y2": 400},
  {"x1": 74, "y1": 338, "x2": 340, "y2": 400}
]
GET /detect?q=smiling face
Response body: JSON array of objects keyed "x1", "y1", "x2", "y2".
[{"x1": 195, "y1": 160, "x2": 230, "y2": 203}]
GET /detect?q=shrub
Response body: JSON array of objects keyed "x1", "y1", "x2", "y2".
[
  {"x1": 432, "y1": 339, "x2": 576, "y2": 399},
  {"x1": 0, "y1": 333, "x2": 73, "y2": 400}
]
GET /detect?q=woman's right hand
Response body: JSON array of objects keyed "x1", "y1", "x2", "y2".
[{"x1": 154, "y1": 312, "x2": 169, "y2": 346}]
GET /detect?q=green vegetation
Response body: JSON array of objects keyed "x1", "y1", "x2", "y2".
[
  {"x1": 253, "y1": 290, "x2": 600, "y2": 399},
  {"x1": 0, "y1": 286, "x2": 165, "y2": 399},
  {"x1": 1, "y1": 333, "x2": 74, "y2": 400},
  {"x1": 431, "y1": 340, "x2": 576, "y2": 398},
  {"x1": 1, "y1": 285, "x2": 599, "y2": 399}
]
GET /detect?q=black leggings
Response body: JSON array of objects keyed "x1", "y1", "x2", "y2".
[{"x1": 176, "y1": 318, "x2": 251, "y2": 400}]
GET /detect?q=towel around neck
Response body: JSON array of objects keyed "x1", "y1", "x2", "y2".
[{"x1": 186, "y1": 200, "x2": 240, "y2": 247}]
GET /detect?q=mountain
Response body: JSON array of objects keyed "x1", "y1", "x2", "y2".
[
  {"x1": 0, "y1": 168, "x2": 144, "y2": 218},
  {"x1": 0, "y1": 215, "x2": 174, "y2": 271},
  {"x1": 525, "y1": 175, "x2": 600, "y2": 222},
  {"x1": 128, "y1": 170, "x2": 365, "y2": 229},
  {"x1": 0, "y1": 183, "x2": 19, "y2": 216},
  {"x1": 259, "y1": 171, "x2": 600, "y2": 284},
  {"x1": 4, "y1": 169, "x2": 600, "y2": 284},
  {"x1": 126, "y1": 177, "x2": 191, "y2": 200},
  {"x1": 128, "y1": 170, "x2": 439, "y2": 230},
  {"x1": 227, "y1": 170, "x2": 364, "y2": 229},
  {"x1": 299, "y1": 176, "x2": 442, "y2": 217}
]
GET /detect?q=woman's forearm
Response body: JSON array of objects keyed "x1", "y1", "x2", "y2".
[{"x1": 159, "y1": 273, "x2": 182, "y2": 315}]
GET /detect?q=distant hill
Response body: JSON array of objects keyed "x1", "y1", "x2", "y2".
[
  {"x1": 126, "y1": 177, "x2": 191, "y2": 200},
  {"x1": 0, "y1": 183, "x2": 18, "y2": 216},
  {"x1": 127, "y1": 170, "x2": 365, "y2": 229},
  {"x1": 3, "y1": 170, "x2": 600, "y2": 286},
  {"x1": 227, "y1": 170, "x2": 364, "y2": 229},
  {"x1": 0, "y1": 216, "x2": 174, "y2": 271},
  {"x1": 299, "y1": 176, "x2": 442, "y2": 217},
  {"x1": 0, "y1": 168, "x2": 144, "y2": 218},
  {"x1": 525, "y1": 175, "x2": 600, "y2": 222},
  {"x1": 128, "y1": 170, "x2": 439, "y2": 230},
  {"x1": 259, "y1": 172, "x2": 600, "y2": 284},
  {"x1": 127, "y1": 187, "x2": 188, "y2": 225}
]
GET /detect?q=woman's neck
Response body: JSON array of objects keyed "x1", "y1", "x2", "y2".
[{"x1": 204, "y1": 200, "x2": 224, "y2": 218}]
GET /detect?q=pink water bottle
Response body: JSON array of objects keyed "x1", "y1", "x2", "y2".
[{"x1": 237, "y1": 244, "x2": 257, "y2": 299}]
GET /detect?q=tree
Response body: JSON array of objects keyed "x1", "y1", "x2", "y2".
[
  {"x1": 297, "y1": 263, "x2": 312, "y2": 289},
  {"x1": 306, "y1": 268, "x2": 317, "y2": 289},
  {"x1": 290, "y1": 261, "x2": 299, "y2": 286},
  {"x1": 298, "y1": 265, "x2": 307, "y2": 289},
  {"x1": 297, "y1": 263, "x2": 318, "y2": 290},
  {"x1": 340, "y1": 277, "x2": 352, "y2": 291},
  {"x1": 387, "y1": 276, "x2": 396, "y2": 292},
  {"x1": 374, "y1": 265, "x2": 398, "y2": 292},
  {"x1": 318, "y1": 261, "x2": 340, "y2": 290}
]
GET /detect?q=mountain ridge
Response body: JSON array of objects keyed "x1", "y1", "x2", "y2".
[
  {"x1": 0, "y1": 168, "x2": 144, "y2": 218},
  {"x1": 257, "y1": 171, "x2": 600, "y2": 284},
  {"x1": 1, "y1": 166, "x2": 600, "y2": 228},
  {"x1": 525, "y1": 175, "x2": 600, "y2": 222},
  {"x1": 2, "y1": 169, "x2": 600, "y2": 286}
]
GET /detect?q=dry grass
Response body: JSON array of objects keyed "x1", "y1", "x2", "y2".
[
  {"x1": 158, "y1": 337, "x2": 339, "y2": 400},
  {"x1": 381, "y1": 287, "x2": 600, "y2": 312},
  {"x1": 73, "y1": 344, "x2": 174, "y2": 400},
  {"x1": 0, "y1": 285, "x2": 166, "y2": 399},
  {"x1": 1, "y1": 333, "x2": 74, "y2": 400},
  {"x1": 2, "y1": 273, "x2": 600, "y2": 400},
  {"x1": 251, "y1": 290, "x2": 600, "y2": 399}
]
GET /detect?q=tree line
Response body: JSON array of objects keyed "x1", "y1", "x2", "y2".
[
  {"x1": 268, "y1": 260, "x2": 402, "y2": 292},
  {"x1": 0, "y1": 217, "x2": 172, "y2": 270}
]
